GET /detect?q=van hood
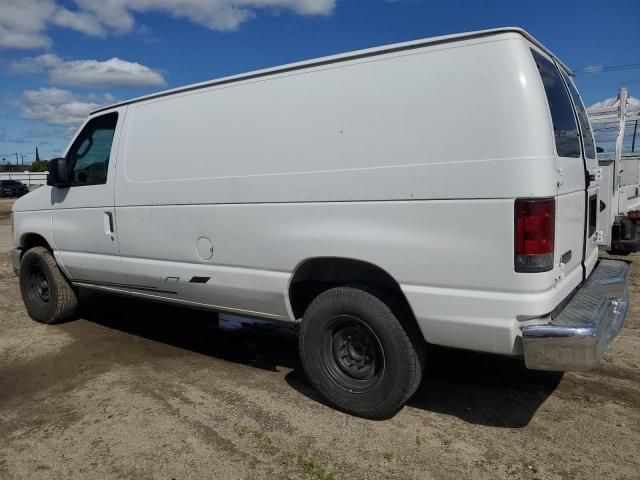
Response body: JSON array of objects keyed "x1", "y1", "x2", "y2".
[{"x1": 12, "y1": 186, "x2": 53, "y2": 213}]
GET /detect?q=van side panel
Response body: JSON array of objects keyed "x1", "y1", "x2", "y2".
[
  {"x1": 118, "y1": 35, "x2": 555, "y2": 203},
  {"x1": 113, "y1": 34, "x2": 569, "y2": 355},
  {"x1": 113, "y1": 200, "x2": 580, "y2": 354}
]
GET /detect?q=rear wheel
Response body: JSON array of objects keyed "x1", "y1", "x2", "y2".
[
  {"x1": 299, "y1": 287, "x2": 424, "y2": 419},
  {"x1": 19, "y1": 247, "x2": 78, "y2": 324}
]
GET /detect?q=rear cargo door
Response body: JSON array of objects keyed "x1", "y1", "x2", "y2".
[
  {"x1": 561, "y1": 73, "x2": 599, "y2": 277},
  {"x1": 531, "y1": 50, "x2": 597, "y2": 282}
]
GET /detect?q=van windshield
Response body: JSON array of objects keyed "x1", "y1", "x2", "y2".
[{"x1": 531, "y1": 49, "x2": 581, "y2": 158}]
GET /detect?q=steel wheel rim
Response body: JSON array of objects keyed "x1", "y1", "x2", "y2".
[
  {"x1": 320, "y1": 315, "x2": 385, "y2": 394},
  {"x1": 26, "y1": 264, "x2": 50, "y2": 305}
]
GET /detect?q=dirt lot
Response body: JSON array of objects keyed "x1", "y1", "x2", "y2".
[{"x1": 0, "y1": 196, "x2": 639, "y2": 480}]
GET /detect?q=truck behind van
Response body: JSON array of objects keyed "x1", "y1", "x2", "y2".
[
  {"x1": 588, "y1": 88, "x2": 640, "y2": 253},
  {"x1": 11, "y1": 28, "x2": 629, "y2": 419}
]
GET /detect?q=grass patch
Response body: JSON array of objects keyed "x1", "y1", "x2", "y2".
[
  {"x1": 236, "y1": 423, "x2": 336, "y2": 478},
  {"x1": 297, "y1": 455, "x2": 336, "y2": 480}
]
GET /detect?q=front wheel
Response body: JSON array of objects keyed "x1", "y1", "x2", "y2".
[
  {"x1": 299, "y1": 287, "x2": 424, "y2": 419},
  {"x1": 19, "y1": 247, "x2": 78, "y2": 324}
]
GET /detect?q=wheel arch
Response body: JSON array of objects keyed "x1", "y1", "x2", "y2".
[
  {"x1": 20, "y1": 232, "x2": 52, "y2": 256},
  {"x1": 287, "y1": 256, "x2": 420, "y2": 333}
]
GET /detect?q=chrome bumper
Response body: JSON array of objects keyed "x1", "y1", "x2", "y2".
[
  {"x1": 523, "y1": 259, "x2": 630, "y2": 371},
  {"x1": 10, "y1": 248, "x2": 21, "y2": 276}
]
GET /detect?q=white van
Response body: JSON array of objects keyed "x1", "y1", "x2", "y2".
[{"x1": 11, "y1": 28, "x2": 630, "y2": 419}]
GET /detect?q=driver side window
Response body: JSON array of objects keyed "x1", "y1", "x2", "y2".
[{"x1": 67, "y1": 112, "x2": 118, "y2": 186}]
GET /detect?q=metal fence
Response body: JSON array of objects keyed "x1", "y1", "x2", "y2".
[{"x1": 0, "y1": 172, "x2": 48, "y2": 186}]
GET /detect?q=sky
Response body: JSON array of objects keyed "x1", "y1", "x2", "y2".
[{"x1": 0, "y1": 0, "x2": 639, "y2": 163}]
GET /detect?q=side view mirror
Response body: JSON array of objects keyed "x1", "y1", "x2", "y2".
[{"x1": 47, "y1": 158, "x2": 71, "y2": 187}]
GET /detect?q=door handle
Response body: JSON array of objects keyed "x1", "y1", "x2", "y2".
[{"x1": 104, "y1": 211, "x2": 114, "y2": 236}]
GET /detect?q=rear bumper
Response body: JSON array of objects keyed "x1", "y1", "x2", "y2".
[
  {"x1": 10, "y1": 248, "x2": 21, "y2": 276},
  {"x1": 522, "y1": 259, "x2": 629, "y2": 371}
]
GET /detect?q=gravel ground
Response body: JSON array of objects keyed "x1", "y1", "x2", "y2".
[{"x1": 0, "y1": 196, "x2": 639, "y2": 480}]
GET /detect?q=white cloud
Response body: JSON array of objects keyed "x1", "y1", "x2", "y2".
[
  {"x1": 582, "y1": 65, "x2": 603, "y2": 74},
  {"x1": 9, "y1": 53, "x2": 60, "y2": 74},
  {"x1": 589, "y1": 97, "x2": 616, "y2": 109},
  {"x1": 21, "y1": 100, "x2": 98, "y2": 126},
  {"x1": 589, "y1": 95, "x2": 640, "y2": 150},
  {"x1": 0, "y1": 0, "x2": 336, "y2": 49},
  {"x1": 0, "y1": 25, "x2": 50, "y2": 49},
  {"x1": 589, "y1": 96, "x2": 640, "y2": 109},
  {"x1": 0, "y1": 0, "x2": 56, "y2": 49},
  {"x1": 10, "y1": 54, "x2": 166, "y2": 88},
  {"x1": 0, "y1": 0, "x2": 109, "y2": 48},
  {"x1": 23, "y1": 87, "x2": 76, "y2": 105},
  {"x1": 73, "y1": 0, "x2": 135, "y2": 34},
  {"x1": 52, "y1": 57, "x2": 166, "y2": 88},
  {"x1": 20, "y1": 87, "x2": 114, "y2": 126},
  {"x1": 53, "y1": 8, "x2": 107, "y2": 37},
  {"x1": 71, "y1": 0, "x2": 336, "y2": 32},
  {"x1": 135, "y1": 24, "x2": 160, "y2": 43}
]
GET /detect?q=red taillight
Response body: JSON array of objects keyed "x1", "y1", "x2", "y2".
[
  {"x1": 628, "y1": 210, "x2": 640, "y2": 221},
  {"x1": 515, "y1": 198, "x2": 555, "y2": 273}
]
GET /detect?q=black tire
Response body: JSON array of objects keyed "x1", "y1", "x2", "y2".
[
  {"x1": 299, "y1": 287, "x2": 424, "y2": 419},
  {"x1": 19, "y1": 246, "x2": 78, "y2": 324}
]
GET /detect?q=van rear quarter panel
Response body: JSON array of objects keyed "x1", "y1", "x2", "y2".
[{"x1": 114, "y1": 34, "x2": 569, "y2": 355}]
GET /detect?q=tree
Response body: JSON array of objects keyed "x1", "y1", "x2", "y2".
[
  {"x1": 30, "y1": 146, "x2": 49, "y2": 172},
  {"x1": 30, "y1": 160, "x2": 49, "y2": 172}
]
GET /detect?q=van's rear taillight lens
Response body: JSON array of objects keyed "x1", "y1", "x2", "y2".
[{"x1": 515, "y1": 198, "x2": 555, "y2": 273}]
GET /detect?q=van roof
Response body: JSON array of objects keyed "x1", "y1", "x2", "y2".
[{"x1": 91, "y1": 27, "x2": 570, "y2": 115}]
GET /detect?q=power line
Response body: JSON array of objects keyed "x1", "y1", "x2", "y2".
[{"x1": 574, "y1": 63, "x2": 640, "y2": 75}]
